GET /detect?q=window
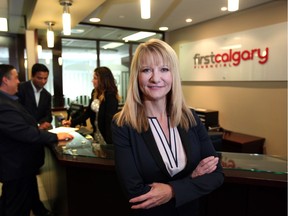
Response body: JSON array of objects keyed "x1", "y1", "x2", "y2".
[
  {"x1": 0, "y1": 47, "x2": 9, "y2": 64},
  {"x1": 62, "y1": 39, "x2": 97, "y2": 105},
  {"x1": 99, "y1": 41, "x2": 130, "y2": 103}
]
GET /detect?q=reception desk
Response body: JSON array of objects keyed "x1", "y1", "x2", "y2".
[{"x1": 40, "y1": 131, "x2": 287, "y2": 216}]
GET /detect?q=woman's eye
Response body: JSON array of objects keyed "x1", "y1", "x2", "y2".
[
  {"x1": 161, "y1": 67, "x2": 169, "y2": 72},
  {"x1": 141, "y1": 68, "x2": 151, "y2": 73}
]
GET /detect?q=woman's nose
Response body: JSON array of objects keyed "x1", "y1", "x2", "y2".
[{"x1": 149, "y1": 70, "x2": 160, "y2": 82}]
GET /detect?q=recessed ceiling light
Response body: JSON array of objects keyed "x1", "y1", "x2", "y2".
[
  {"x1": 89, "y1": 18, "x2": 101, "y2": 23},
  {"x1": 159, "y1": 27, "x2": 168, "y2": 31},
  {"x1": 186, "y1": 18, "x2": 192, "y2": 23},
  {"x1": 221, "y1": 7, "x2": 228, "y2": 11}
]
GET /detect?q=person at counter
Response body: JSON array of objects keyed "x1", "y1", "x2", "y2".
[
  {"x1": 62, "y1": 66, "x2": 120, "y2": 144},
  {"x1": 17, "y1": 63, "x2": 54, "y2": 216},
  {"x1": 0, "y1": 64, "x2": 74, "y2": 216},
  {"x1": 112, "y1": 39, "x2": 224, "y2": 216},
  {"x1": 17, "y1": 63, "x2": 52, "y2": 130}
]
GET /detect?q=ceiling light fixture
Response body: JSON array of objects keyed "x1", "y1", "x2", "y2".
[
  {"x1": 159, "y1": 27, "x2": 168, "y2": 31},
  {"x1": 122, "y1": 31, "x2": 156, "y2": 42},
  {"x1": 37, "y1": 45, "x2": 42, "y2": 56},
  {"x1": 0, "y1": 17, "x2": 8, "y2": 32},
  {"x1": 45, "y1": 21, "x2": 55, "y2": 48},
  {"x1": 60, "y1": 0, "x2": 72, "y2": 35},
  {"x1": 89, "y1": 17, "x2": 101, "y2": 23},
  {"x1": 140, "y1": 0, "x2": 150, "y2": 19},
  {"x1": 228, "y1": 0, "x2": 239, "y2": 12},
  {"x1": 102, "y1": 42, "x2": 124, "y2": 49},
  {"x1": 58, "y1": 56, "x2": 63, "y2": 66}
]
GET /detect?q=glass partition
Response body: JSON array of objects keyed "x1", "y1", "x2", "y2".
[
  {"x1": 62, "y1": 38, "x2": 97, "y2": 106},
  {"x1": 99, "y1": 41, "x2": 130, "y2": 104}
]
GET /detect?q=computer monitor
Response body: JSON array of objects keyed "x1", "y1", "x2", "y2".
[{"x1": 67, "y1": 102, "x2": 86, "y2": 126}]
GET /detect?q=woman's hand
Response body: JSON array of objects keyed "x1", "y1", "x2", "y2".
[
  {"x1": 191, "y1": 156, "x2": 219, "y2": 178},
  {"x1": 61, "y1": 120, "x2": 71, "y2": 127},
  {"x1": 129, "y1": 182, "x2": 174, "y2": 209}
]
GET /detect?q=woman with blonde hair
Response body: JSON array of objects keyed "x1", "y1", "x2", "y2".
[{"x1": 112, "y1": 39, "x2": 224, "y2": 216}]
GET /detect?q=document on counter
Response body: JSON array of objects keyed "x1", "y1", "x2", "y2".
[{"x1": 49, "y1": 126, "x2": 79, "y2": 134}]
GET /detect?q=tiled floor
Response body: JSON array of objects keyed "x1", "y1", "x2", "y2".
[{"x1": 0, "y1": 176, "x2": 51, "y2": 216}]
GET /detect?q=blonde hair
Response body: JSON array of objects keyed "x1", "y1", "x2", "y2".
[{"x1": 114, "y1": 39, "x2": 196, "y2": 132}]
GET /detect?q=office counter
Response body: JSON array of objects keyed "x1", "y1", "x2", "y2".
[
  {"x1": 40, "y1": 132, "x2": 287, "y2": 216},
  {"x1": 41, "y1": 132, "x2": 128, "y2": 216}
]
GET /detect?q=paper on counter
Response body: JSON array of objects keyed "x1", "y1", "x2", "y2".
[{"x1": 49, "y1": 127, "x2": 79, "y2": 134}]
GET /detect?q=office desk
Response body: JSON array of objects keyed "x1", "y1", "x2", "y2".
[
  {"x1": 40, "y1": 132, "x2": 287, "y2": 216},
  {"x1": 222, "y1": 131, "x2": 265, "y2": 154}
]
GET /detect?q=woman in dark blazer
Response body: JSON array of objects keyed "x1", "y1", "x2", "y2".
[
  {"x1": 63, "y1": 66, "x2": 120, "y2": 144},
  {"x1": 112, "y1": 39, "x2": 224, "y2": 216}
]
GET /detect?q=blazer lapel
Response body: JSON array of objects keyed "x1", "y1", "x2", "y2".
[
  {"x1": 141, "y1": 129, "x2": 171, "y2": 177},
  {"x1": 38, "y1": 90, "x2": 45, "y2": 108},
  {"x1": 28, "y1": 82, "x2": 37, "y2": 107},
  {"x1": 177, "y1": 126, "x2": 194, "y2": 171}
]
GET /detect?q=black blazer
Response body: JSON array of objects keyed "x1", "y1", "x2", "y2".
[
  {"x1": 71, "y1": 89, "x2": 119, "y2": 144},
  {"x1": 17, "y1": 81, "x2": 52, "y2": 124},
  {"x1": 111, "y1": 110, "x2": 224, "y2": 216},
  {"x1": 0, "y1": 91, "x2": 57, "y2": 182}
]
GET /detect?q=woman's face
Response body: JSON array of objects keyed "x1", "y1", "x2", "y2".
[
  {"x1": 92, "y1": 73, "x2": 99, "y2": 88},
  {"x1": 138, "y1": 59, "x2": 172, "y2": 102}
]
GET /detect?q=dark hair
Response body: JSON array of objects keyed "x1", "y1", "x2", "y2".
[
  {"x1": 94, "y1": 66, "x2": 119, "y2": 97},
  {"x1": 31, "y1": 63, "x2": 49, "y2": 77},
  {"x1": 0, "y1": 64, "x2": 15, "y2": 86}
]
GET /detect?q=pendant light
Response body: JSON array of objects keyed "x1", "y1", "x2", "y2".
[
  {"x1": 60, "y1": 0, "x2": 73, "y2": 35},
  {"x1": 45, "y1": 21, "x2": 55, "y2": 48},
  {"x1": 228, "y1": 0, "x2": 239, "y2": 12}
]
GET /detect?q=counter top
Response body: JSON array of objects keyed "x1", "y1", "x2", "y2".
[{"x1": 52, "y1": 131, "x2": 287, "y2": 185}]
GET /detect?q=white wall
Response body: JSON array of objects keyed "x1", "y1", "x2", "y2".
[{"x1": 166, "y1": 1, "x2": 287, "y2": 158}]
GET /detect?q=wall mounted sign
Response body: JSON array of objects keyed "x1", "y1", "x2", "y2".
[{"x1": 179, "y1": 22, "x2": 287, "y2": 81}]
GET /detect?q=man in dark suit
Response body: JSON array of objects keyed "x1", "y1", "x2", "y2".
[
  {"x1": 0, "y1": 64, "x2": 73, "y2": 216},
  {"x1": 17, "y1": 63, "x2": 52, "y2": 130},
  {"x1": 16, "y1": 63, "x2": 54, "y2": 216}
]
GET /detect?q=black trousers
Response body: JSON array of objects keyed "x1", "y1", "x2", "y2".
[
  {"x1": 31, "y1": 175, "x2": 47, "y2": 215},
  {"x1": 0, "y1": 175, "x2": 46, "y2": 216}
]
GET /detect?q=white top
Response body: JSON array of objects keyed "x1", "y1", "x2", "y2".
[
  {"x1": 148, "y1": 117, "x2": 187, "y2": 177},
  {"x1": 31, "y1": 81, "x2": 43, "y2": 107}
]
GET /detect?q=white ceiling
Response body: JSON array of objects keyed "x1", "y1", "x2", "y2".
[{"x1": 0, "y1": 0, "x2": 280, "y2": 38}]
